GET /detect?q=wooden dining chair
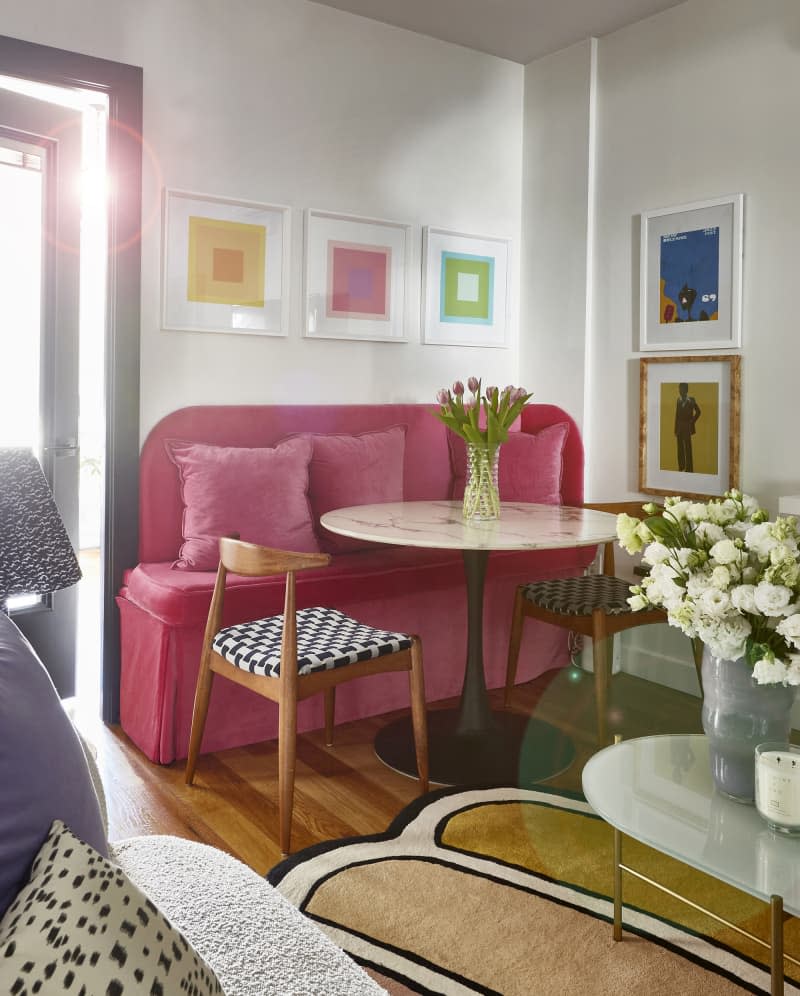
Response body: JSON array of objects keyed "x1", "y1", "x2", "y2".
[
  {"x1": 185, "y1": 537, "x2": 429, "y2": 855},
  {"x1": 504, "y1": 501, "x2": 687, "y2": 746}
]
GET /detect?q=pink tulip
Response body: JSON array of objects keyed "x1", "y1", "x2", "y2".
[
  {"x1": 513, "y1": 387, "x2": 527, "y2": 402},
  {"x1": 452, "y1": 380, "x2": 465, "y2": 396},
  {"x1": 486, "y1": 386, "x2": 498, "y2": 400},
  {"x1": 436, "y1": 388, "x2": 450, "y2": 406},
  {"x1": 467, "y1": 376, "x2": 480, "y2": 394}
]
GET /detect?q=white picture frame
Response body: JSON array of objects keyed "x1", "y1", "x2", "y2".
[
  {"x1": 162, "y1": 189, "x2": 290, "y2": 336},
  {"x1": 422, "y1": 227, "x2": 510, "y2": 348},
  {"x1": 304, "y1": 209, "x2": 410, "y2": 342},
  {"x1": 639, "y1": 194, "x2": 743, "y2": 351}
]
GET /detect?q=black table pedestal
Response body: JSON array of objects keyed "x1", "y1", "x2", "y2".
[{"x1": 375, "y1": 546, "x2": 576, "y2": 786}]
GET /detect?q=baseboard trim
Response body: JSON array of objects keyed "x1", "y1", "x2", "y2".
[{"x1": 621, "y1": 646, "x2": 800, "y2": 730}]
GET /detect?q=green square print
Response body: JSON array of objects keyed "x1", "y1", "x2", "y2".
[{"x1": 441, "y1": 252, "x2": 494, "y2": 324}]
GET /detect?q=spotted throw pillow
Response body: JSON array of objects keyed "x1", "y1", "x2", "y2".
[{"x1": 0, "y1": 821, "x2": 223, "y2": 996}]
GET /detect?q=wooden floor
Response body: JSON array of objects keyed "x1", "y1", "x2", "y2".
[{"x1": 75, "y1": 666, "x2": 703, "y2": 877}]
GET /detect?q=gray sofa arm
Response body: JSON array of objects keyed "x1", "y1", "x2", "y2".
[{"x1": 112, "y1": 835, "x2": 386, "y2": 996}]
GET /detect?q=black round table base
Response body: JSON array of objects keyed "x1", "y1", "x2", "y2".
[{"x1": 374, "y1": 709, "x2": 575, "y2": 787}]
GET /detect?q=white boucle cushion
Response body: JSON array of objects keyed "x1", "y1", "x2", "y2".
[
  {"x1": 0, "y1": 820, "x2": 222, "y2": 995},
  {"x1": 113, "y1": 834, "x2": 386, "y2": 996}
]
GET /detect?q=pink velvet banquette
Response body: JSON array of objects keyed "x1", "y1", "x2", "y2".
[{"x1": 117, "y1": 403, "x2": 594, "y2": 763}]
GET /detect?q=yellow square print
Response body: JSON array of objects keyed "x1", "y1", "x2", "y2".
[{"x1": 187, "y1": 216, "x2": 266, "y2": 306}]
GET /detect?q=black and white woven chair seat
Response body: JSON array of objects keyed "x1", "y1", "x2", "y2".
[
  {"x1": 212, "y1": 607, "x2": 412, "y2": 677},
  {"x1": 522, "y1": 575, "x2": 634, "y2": 617}
]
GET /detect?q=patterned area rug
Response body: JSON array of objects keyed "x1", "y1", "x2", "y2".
[{"x1": 269, "y1": 786, "x2": 800, "y2": 996}]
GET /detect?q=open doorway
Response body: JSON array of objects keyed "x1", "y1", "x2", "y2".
[
  {"x1": 0, "y1": 75, "x2": 108, "y2": 712},
  {"x1": 0, "y1": 34, "x2": 142, "y2": 725}
]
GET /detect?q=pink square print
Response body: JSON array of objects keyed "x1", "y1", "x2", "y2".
[{"x1": 327, "y1": 241, "x2": 391, "y2": 320}]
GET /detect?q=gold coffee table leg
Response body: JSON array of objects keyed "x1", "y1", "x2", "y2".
[
  {"x1": 771, "y1": 895, "x2": 784, "y2": 996},
  {"x1": 613, "y1": 825, "x2": 623, "y2": 941}
]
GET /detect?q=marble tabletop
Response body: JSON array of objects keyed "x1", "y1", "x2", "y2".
[{"x1": 320, "y1": 500, "x2": 619, "y2": 552}]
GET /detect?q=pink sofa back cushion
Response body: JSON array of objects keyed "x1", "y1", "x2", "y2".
[
  {"x1": 449, "y1": 422, "x2": 570, "y2": 503},
  {"x1": 138, "y1": 404, "x2": 584, "y2": 563},
  {"x1": 308, "y1": 426, "x2": 406, "y2": 553},
  {"x1": 166, "y1": 436, "x2": 320, "y2": 570}
]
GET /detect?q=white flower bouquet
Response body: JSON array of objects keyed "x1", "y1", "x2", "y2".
[{"x1": 617, "y1": 490, "x2": 800, "y2": 686}]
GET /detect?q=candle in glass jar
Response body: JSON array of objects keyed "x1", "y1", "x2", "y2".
[{"x1": 755, "y1": 743, "x2": 800, "y2": 835}]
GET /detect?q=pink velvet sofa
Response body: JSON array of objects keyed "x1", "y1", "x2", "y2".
[{"x1": 117, "y1": 403, "x2": 593, "y2": 764}]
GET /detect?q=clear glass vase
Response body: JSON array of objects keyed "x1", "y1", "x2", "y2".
[
  {"x1": 701, "y1": 646, "x2": 797, "y2": 802},
  {"x1": 463, "y1": 442, "x2": 501, "y2": 521}
]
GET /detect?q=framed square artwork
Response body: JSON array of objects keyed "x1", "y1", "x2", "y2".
[
  {"x1": 161, "y1": 189, "x2": 290, "y2": 336},
  {"x1": 422, "y1": 228, "x2": 510, "y2": 347},
  {"x1": 304, "y1": 209, "x2": 410, "y2": 341},
  {"x1": 640, "y1": 194, "x2": 743, "y2": 351},
  {"x1": 639, "y1": 354, "x2": 741, "y2": 499}
]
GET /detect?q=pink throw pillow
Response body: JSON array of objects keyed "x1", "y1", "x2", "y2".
[
  {"x1": 166, "y1": 437, "x2": 320, "y2": 570},
  {"x1": 449, "y1": 422, "x2": 569, "y2": 504},
  {"x1": 307, "y1": 426, "x2": 406, "y2": 554}
]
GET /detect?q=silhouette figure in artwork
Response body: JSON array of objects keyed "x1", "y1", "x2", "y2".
[
  {"x1": 677, "y1": 283, "x2": 710, "y2": 322},
  {"x1": 675, "y1": 382, "x2": 701, "y2": 473}
]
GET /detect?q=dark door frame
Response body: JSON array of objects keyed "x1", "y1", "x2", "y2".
[{"x1": 0, "y1": 34, "x2": 143, "y2": 723}]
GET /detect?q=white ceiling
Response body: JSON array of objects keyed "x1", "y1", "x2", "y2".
[{"x1": 308, "y1": 0, "x2": 685, "y2": 64}]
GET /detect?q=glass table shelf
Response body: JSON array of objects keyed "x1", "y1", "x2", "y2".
[{"x1": 583, "y1": 734, "x2": 800, "y2": 914}]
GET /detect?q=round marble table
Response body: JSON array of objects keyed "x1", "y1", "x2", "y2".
[{"x1": 320, "y1": 500, "x2": 619, "y2": 786}]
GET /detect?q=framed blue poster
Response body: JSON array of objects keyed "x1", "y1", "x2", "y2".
[{"x1": 640, "y1": 194, "x2": 743, "y2": 351}]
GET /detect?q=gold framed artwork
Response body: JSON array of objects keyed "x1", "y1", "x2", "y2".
[
  {"x1": 639, "y1": 355, "x2": 740, "y2": 499},
  {"x1": 162, "y1": 189, "x2": 289, "y2": 336}
]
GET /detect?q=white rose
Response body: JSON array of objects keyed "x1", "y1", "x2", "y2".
[
  {"x1": 627, "y1": 593, "x2": 649, "y2": 611},
  {"x1": 710, "y1": 565, "x2": 731, "y2": 590},
  {"x1": 694, "y1": 521, "x2": 726, "y2": 546},
  {"x1": 617, "y1": 513, "x2": 644, "y2": 553},
  {"x1": 686, "y1": 571, "x2": 714, "y2": 598},
  {"x1": 785, "y1": 655, "x2": 800, "y2": 686},
  {"x1": 753, "y1": 657, "x2": 788, "y2": 685},
  {"x1": 686, "y1": 502, "x2": 710, "y2": 523},
  {"x1": 741, "y1": 493, "x2": 763, "y2": 518},
  {"x1": 698, "y1": 615, "x2": 750, "y2": 660},
  {"x1": 746, "y1": 522, "x2": 778, "y2": 561},
  {"x1": 730, "y1": 584, "x2": 757, "y2": 614},
  {"x1": 776, "y1": 613, "x2": 800, "y2": 649},
  {"x1": 642, "y1": 541, "x2": 671, "y2": 566},
  {"x1": 698, "y1": 587, "x2": 732, "y2": 618},
  {"x1": 665, "y1": 501, "x2": 691, "y2": 524},
  {"x1": 642, "y1": 574, "x2": 682, "y2": 610},
  {"x1": 667, "y1": 601, "x2": 698, "y2": 638},
  {"x1": 709, "y1": 539, "x2": 739, "y2": 565},
  {"x1": 753, "y1": 582, "x2": 793, "y2": 617}
]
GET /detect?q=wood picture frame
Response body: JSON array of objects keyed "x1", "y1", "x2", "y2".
[{"x1": 639, "y1": 355, "x2": 740, "y2": 499}]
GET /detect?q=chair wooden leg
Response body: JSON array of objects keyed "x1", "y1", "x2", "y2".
[
  {"x1": 505, "y1": 588, "x2": 526, "y2": 708},
  {"x1": 185, "y1": 652, "x2": 215, "y2": 785},
  {"x1": 324, "y1": 688, "x2": 335, "y2": 746},
  {"x1": 408, "y1": 638, "x2": 429, "y2": 793},
  {"x1": 592, "y1": 610, "x2": 610, "y2": 747},
  {"x1": 278, "y1": 693, "x2": 298, "y2": 857},
  {"x1": 691, "y1": 636, "x2": 704, "y2": 696}
]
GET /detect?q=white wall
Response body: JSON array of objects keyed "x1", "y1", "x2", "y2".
[
  {"x1": 520, "y1": 39, "x2": 594, "y2": 430},
  {"x1": 1, "y1": 0, "x2": 524, "y2": 440},
  {"x1": 588, "y1": 0, "x2": 800, "y2": 512}
]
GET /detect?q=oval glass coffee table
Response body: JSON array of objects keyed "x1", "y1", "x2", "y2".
[
  {"x1": 321, "y1": 499, "x2": 618, "y2": 787},
  {"x1": 583, "y1": 734, "x2": 800, "y2": 995}
]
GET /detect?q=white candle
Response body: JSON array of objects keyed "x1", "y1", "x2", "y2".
[{"x1": 755, "y1": 745, "x2": 800, "y2": 833}]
